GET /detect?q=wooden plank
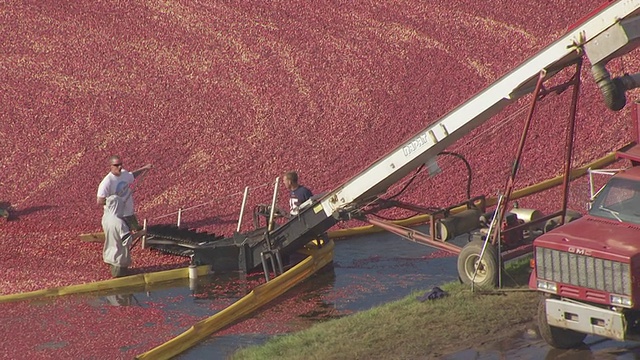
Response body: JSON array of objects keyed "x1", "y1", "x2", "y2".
[{"x1": 79, "y1": 232, "x2": 105, "y2": 242}]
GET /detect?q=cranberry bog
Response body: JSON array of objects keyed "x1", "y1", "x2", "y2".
[{"x1": 1, "y1": 0, "x2": 640, "y2": 358}]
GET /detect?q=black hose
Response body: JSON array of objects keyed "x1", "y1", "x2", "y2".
[
  {"x1": 438, "y1": 151, "x2": 473, "y2": 200},
  {"x1": 367, "y1": 151, "x2": 473, "y2": 220},
  {"x1": 591, "y1": 63, "x2": 640, "y2": 111},
  {"x1": 386, "y1": 164, "x2": 425, "y2": 200},
  {"x1": 386, "y1": 151, "x2": 473, "y2": 201}
]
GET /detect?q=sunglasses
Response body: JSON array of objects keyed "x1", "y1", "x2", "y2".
[{"x1": 111, "y1": 163, "x2": 123, "y2": 167}]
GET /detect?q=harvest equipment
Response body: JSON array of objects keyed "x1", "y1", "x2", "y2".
[{"x1": 143, "y1": 0, "x2": 640, "y2": 305}]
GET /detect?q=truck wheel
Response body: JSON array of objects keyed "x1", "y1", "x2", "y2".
[
  {"x1": 457, "y1": 240, "x2": 498, "y2": 288},
  {"x1": 537, "y1": 296, "x2": 586, "y2": 349}
]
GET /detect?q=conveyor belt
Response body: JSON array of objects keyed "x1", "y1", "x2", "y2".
[{"x1": 144, "y1": 224, "x2": 275, "y2": 272}]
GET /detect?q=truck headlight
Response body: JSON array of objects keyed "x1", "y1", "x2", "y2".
[
  {"x1": 611, "y1": 294, "x2": 633, "y2": 307},
  {"x1": 537, "y1": 280, "x2": 557, "y2": 293}
]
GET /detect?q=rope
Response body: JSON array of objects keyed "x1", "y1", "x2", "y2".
[
  {"x1": 456, "y1": 104, "x2": 528, "y2": 150},
  {"x1": 148, "y1": 181, "x2": 272, "y2": 221}
]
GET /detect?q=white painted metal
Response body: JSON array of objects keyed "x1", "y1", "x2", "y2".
[
  {"x1": 587, "y1": 168, "x2": 624, "y2": 203},
  {"x1": 268, "y1": 177, "x2": 280, "y2": 232},
  {"x1": 545, "y1": 298, "x2": 626, "y2": 341},
  {"x1": 237, "y1": 186, "x2": 250, "y2": 232},
  {"x1": 319, "y1": 0, "x2": 640, "y2": 217}
]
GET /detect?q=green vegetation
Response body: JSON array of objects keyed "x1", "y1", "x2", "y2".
[{"x1": 231, "y1": 258, "x2": 539, "y2": 360}]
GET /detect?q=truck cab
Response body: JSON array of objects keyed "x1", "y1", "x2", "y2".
[{"x1": 531, "y1": 163, "x2": 640, "y2": 348}]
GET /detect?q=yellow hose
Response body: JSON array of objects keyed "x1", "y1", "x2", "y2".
[{"x1": 0, "y1": 265, "x2": 212, "y2": 303}]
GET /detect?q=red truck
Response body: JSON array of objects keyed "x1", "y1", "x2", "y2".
[{"x1": 532, "y1": 108, "x2": 640, "y2": 348}]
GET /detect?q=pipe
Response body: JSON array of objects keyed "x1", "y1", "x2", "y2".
[
  {"x1": 592, "y1": 63, "x2": 640, "y2": 111},
  {"x1": 367, "y1": 217, "x2": 463, "y2": 254},
  {"x1": 436, "y1": 208, "x2": 482, "y2": 241},
  {"x1": 267, "y1": 177, "x2": 280, "y2": 232},
  {"x1": 142, "y1": 218, "x2": 147, "y2": 249},
  {"x1": 188, "y1": 264, "x2": 198, "y2": 292},
  {"x1": 559, "y1": 60, "x2": 581, "y2": 226}
]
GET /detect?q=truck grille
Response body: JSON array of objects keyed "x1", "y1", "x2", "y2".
[{"x1": 536, "y1": 247, "x2": 631, "y2": 296}]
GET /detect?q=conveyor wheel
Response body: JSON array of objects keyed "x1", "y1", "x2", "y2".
[{"x1": 457, "y1": 239, "x2": 498, "y2": 288}]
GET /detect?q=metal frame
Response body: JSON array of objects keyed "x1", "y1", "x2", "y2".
[{"x1": 364, "y1": 61, "x2": 585, "y2": 278}]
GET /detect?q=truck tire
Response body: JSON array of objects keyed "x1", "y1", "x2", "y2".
[
  {"x1": 457, "y1": 239, "x2": 498, "y2": 288},
  {"x1": 537, "y1": 296, "x2": 586, "y2": 349}
]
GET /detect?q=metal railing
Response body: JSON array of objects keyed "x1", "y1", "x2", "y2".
[
  {"x1": 140, "y1": 181, "x2": 277, "y2": 249},
  {"x1": 140, "y1": 177, "x2": 290, "y2": 282},
  {"x1": 146, "y1": 182, "x2": 272, "y2": 229}
]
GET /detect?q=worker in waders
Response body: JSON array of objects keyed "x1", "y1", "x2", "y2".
[{"x1": 102, "y1": 195, "x2": 146, "y2": 277}]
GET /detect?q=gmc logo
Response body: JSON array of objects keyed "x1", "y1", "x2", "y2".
[{"x1": 568, "y1": 247, "x2": 592, "y2": 256}]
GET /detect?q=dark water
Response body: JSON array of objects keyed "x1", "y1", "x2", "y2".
[
  {"x1": 176, "y1": 228, "x2": 460, "y2": 359},
  {"x1": 173, "y1": 228, "x2": 640, "y2": 360}
]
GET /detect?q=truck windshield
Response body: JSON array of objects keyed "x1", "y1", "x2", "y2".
[{"x1": 589, "y1": 177, "x2": 640, "y2": 224}]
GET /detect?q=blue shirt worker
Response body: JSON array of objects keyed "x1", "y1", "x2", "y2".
[{"x1": 283, "y1": 171, "x2": 313, "y2": 216}]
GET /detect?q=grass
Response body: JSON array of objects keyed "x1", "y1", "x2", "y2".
[{"x1": 230, "y1": 257, "x2": 539, "y2": 360}]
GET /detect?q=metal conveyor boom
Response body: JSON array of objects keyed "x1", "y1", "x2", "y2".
[{"x1": 242, "y1": 0, "x2": 640, "y2": 273}]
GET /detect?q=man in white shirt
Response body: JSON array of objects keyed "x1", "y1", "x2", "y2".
[{"x1": 97, "y1": 155, "x2": 152, "y2": 231}]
